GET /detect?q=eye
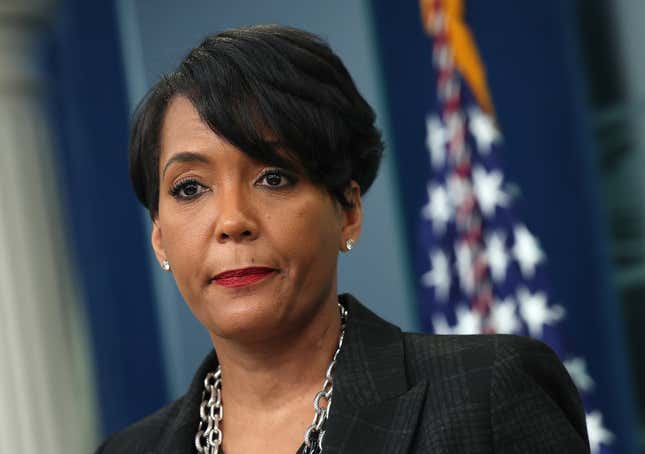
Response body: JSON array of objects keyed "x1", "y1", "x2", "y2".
[
  {"x1": 256, "y1": 169, "x2": 296, "y2": 188},
  {"x1": 169, "y1": 178, "x2": 209, "y2": 200}
]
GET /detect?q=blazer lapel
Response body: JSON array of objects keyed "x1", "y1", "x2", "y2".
[{"x1": 321, "y1": 295, "x2": 426, "y2": 454}]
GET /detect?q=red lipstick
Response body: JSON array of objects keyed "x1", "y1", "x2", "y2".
[{"x1": 213, "y1": 267, "x2": 276, "y2": 288}]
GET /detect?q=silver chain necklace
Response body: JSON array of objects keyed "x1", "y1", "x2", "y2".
[{"x1": 195, "y1": 302, "x2": 348, "y2": 454}]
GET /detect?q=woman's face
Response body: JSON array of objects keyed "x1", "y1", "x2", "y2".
[{"x1": 152, "y1": 96, "x2": 362, "y2": 342}]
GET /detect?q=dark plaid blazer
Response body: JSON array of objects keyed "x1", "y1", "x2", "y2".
[{"x1": 97, "y1": 294, "x2": 590, "y2": 453}]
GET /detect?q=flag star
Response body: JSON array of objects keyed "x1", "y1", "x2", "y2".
[
  {"x1": 485, "y1": 231, "x2": 509, "y2": 283},
  {"x1": 431, "y1": 312, "x2": 453, "y2": 335},
  {"x1": 512, "y1": 224, "x2": 545, "y2": 278},
  {"x1": 421, "y1": 183, "x2": 453, "y2": 235},
  {"x1": 455, "y1": 241, "x2": 475, "y2": 295},
  {"x1": 586, "y1": 411, "x2": 614, "y2": 454},
  {"x1": 488, "y1": 297, "x2": 521, "y2": 334},
  {"x1": 468, "y1": 106, "x2": 501, "y2": 153},
  {"x1": 563, "y1": 357, "x2": 595, "y2": 393},
  {"x1": 517, "y1": 288, "x2": 565, "y2": 338},
  {"x1": 432, "y1": 305, "x2": 482, "y2": 335},
  {"x1": 421, "y1": 250, "x2": 451, "y2": 302},
  {"x1": 453, "y1": 305, "x2": 483, "y2": 334},
  {"x1": 472, "y1": 166, "x2": 509, "y2": 217},
  {"x1": 425, "y1": 114, "x2": 447, "y2": 169}
]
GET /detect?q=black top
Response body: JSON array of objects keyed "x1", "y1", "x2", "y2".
[{"x1": 96, "y1": 293, "x2": 590, "y2": 453}]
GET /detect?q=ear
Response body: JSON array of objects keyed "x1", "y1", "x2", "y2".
[
  {"x1": 340, "y1": 180, "x2": 363, "y2": 251},
  {"x1": 151, "y1": 218, "x2": 167, "y2": 267}
]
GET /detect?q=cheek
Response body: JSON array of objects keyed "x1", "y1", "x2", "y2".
[
  {"x1": 159, "y1": 203, "x2": 212, "y2": 278},
  {"x1": 275, "y1": 198, "x2": 340, "y2": 269}
]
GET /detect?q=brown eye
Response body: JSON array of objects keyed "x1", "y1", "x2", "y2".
[
  {"x1": 266, "y1": 172, "x2": 283, "y2": 186},
  {"x1": 170, "y1": 178, "x2": 208, "y2": 200},
  {"x1": 257, "y1": 169, "x2": 296, "y2": 188},
  {"x1": 183, "y1": 183, "x2": 199, "y2": 196}
]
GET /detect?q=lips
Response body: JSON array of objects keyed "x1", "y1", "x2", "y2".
[{"x1": 212, "y1": 267, "x2": 276, "y2": 288}]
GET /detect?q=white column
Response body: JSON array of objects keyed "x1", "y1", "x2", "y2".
[{"x1": 0, "y1": 1, "x2": 99, "y2": 453}]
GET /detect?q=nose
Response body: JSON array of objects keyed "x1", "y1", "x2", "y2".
[{"x1": 213, "y1": 186, "x2": 259, "y2": 243}]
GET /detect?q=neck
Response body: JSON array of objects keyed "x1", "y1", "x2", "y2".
[{"x1": 208, "y1": 294, "x2": 343, "y2": 416}]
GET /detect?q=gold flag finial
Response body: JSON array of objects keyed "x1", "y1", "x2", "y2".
[{"x1": 420, "y1": 0, "x2": 495, "y2": 116}]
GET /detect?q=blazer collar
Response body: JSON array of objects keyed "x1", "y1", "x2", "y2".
[
  {"x1": 155, "y1": 294, "x2": 424, "y2": 453},
  {"x1": 321, "y1": 294, "x2": 424, "y2": 453},
  {"x1": 331, "y1": 293, "x2": 410, "y2": 407}
]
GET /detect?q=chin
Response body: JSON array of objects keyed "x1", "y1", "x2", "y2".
[{"x1": 198, "y1": 293, "x2": 289, "y2": 342}]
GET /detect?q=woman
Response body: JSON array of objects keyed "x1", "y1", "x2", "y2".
[{"x1": 97, "y1": 25, "x2": 589, "y2": 453}]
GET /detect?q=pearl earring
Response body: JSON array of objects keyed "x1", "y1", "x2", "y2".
[
  {"x1": 161, "y1": 260, "x2": 171, "y2": 272},
  {"x1": 345, "y1": 239, "x2": 354, "y2": 251}
]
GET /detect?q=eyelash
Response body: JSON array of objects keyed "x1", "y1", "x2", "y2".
[
  {"x1": 168, "y1": 169, "x2": 297, "y2": 201},
  {"x1": 256, "y1": 168, "x2": 297, "y2": 189},
  {"x1": 169, "y1": 178, "x2": 208, "y2": 200}
]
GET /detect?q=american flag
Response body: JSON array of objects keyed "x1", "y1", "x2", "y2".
[{"x1": 416, "y1": 1, "x2": 614, "y2": 452}]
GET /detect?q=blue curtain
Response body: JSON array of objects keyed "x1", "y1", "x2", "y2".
[{"x1": 43, "y1": 0, "x2": 168, "y2": 437}]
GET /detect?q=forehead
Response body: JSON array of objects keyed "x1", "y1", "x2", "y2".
[{"x1": 160, "y1": 96, "x2": 217, "y2": 155}]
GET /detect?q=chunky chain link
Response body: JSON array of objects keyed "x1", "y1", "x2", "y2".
[
  {"x1": 302, "y1": 302, "x2": 347, "y2": 453},
  {"x1": 195, "y1": 368, "x2": 223, "y2": 453},
  {"x1": 194, "y1": 302, "x2": 347, "y2": 454}
]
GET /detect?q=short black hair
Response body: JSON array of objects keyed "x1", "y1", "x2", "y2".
[{"x1": 129, "y1": 24, "x2": 384, "y2": 218}]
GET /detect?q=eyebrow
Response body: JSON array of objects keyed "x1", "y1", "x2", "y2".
[{"x1": 162, "y1": 152, "x2": 211, "y2": 177}]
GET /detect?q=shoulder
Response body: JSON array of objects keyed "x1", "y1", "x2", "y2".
[
  {"x1": 402, "y1": 333, "x2": 556, "y2": 407},
  {"x1": 94, "y1": 397, "x2": 183, "y2": 454},
  {"x1": 402, "y1": 331, "x2": 564, "y2": 381},
  {"x1": 403, "y1": 333, "x2": 589, "y2": 452}
]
